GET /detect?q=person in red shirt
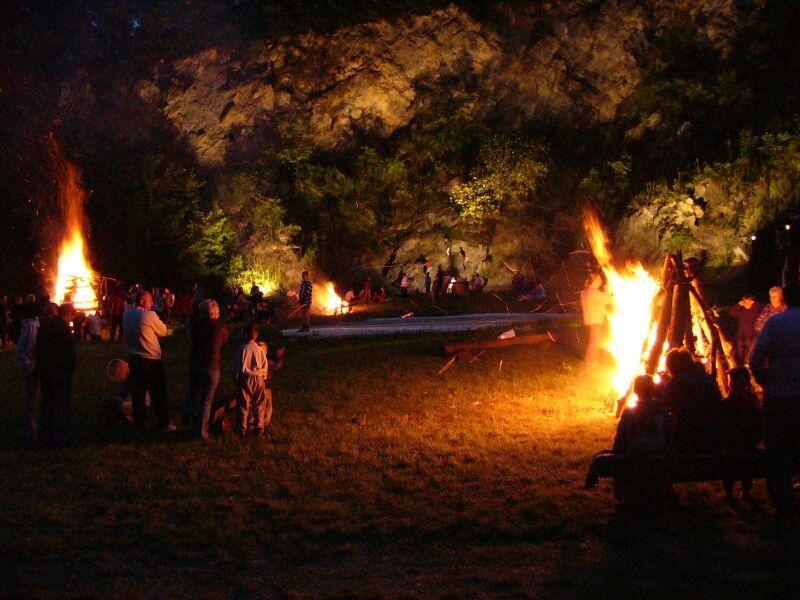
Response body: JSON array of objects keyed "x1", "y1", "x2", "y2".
[
  {"x1": 108, "y1": 288, "x2": 126, "y2": 342},
  {"x1": 175, "y1": 292, "x2": 194, "y2": 329},
  {"x1": 728, "y1": 293, "x2": 762, "y2": 364}
]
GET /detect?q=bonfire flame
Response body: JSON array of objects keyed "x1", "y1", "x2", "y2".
[
  {"x1": 319, "y1": 282, "x2": 348, "y2": 315},
  {"x1": 52, "y1": 160, "x2": 98, "y2": 314},
  {"x1": 584, "y1": 211, "x2": 659, "y2": 399}
]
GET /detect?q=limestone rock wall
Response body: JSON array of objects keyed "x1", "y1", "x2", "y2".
[{"x1": 132, "y1": 1, "x2": 747, "y2": 167}]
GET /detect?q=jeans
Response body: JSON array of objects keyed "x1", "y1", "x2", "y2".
[
  {"x1": 24, "y1": 373, "x2": 41, "y2": 441},
  {"x1": 184, "y1": 368, "x2": 221, "y2": 439},
  {"x1": 764, "y1": 394, "x2": 800, "y2": 514},
  {"x1": 40, "y1": 373, "x2": 72, "y2": 447},
  {"x1": 301, "y1": 305, "x2": 310, "y2": 329},
  {"x1": 128, "y1": 355, "x2": 171, "y2": 429}
]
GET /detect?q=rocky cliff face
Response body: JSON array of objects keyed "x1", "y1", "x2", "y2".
[{"x1": 132, "y1": 1, "x2": 747, "y2": 167}]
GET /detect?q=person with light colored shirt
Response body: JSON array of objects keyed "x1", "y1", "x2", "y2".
[
  {"x1": 580, "y1": 273, "x2": 612, "y2": 363},
  {"x1": 750, "y1": 283, "x2": 800, "y2": 518},
  {"x1": 86, "y1": 312, "x2": 103, "y2": 341},
  {"x1": 123, "y1": 291, "x2": 174, "y2": 432},
  {"x1": 234, "y1": 323, "x2": 268, "y2": 437}
]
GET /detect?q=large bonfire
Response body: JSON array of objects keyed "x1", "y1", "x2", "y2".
[
  {"x1": 52, "y1": 159, "x2": 98, "y2": 314},
  {"x1": 583, "y1": 210, "x2": 737, "y2": 411}
]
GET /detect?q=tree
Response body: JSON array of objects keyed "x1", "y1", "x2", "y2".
[{"x1": 450, "y1": 136, "x2": 548, "y2": 244}]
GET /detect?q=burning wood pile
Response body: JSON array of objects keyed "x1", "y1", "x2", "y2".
[
  {"x1": 52, "y1": 157, "x2": 99, "y2": 314},
  {"x1": 584, "y1": 211, "x2": 737, "y2": 413}
]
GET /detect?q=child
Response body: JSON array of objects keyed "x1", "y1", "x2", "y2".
[
  {"x1": 721, "y1": 367, "x2": 762, "y2": 502},
  {"x1": 104, "y1": 358, "x2": 134, "y2": 424},
  {"x1": 233, "y1": 324, "x2": 268, "y2": 437}
]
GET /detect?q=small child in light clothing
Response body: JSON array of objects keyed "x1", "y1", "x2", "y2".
[{"x1": 234, "y1": 324, "x2": 269, "y2": 437}]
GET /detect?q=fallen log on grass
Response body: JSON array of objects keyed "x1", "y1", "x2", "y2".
[{"x1": 442, "y1": 332, "x2": 556, "y2": 356}]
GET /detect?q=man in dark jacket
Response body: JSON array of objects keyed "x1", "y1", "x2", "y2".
[{"x1": 35, "y1": 303, "x2": 76, "y2": 447}]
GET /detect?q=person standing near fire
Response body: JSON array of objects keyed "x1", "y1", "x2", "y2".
[
  {"x1": 750, "y1": 283, "x2": 800, "y2": 520},
  {"x1": 16, "y1": 295, "x2": 40, "y2": 442},
  {"x1": 580, "y1": 272, "x2": 612, "y2": 363},
  {"x1": 123, "y1": 291, "x2": 175, "y2": 432},
  {"x1": 728, "y1": 292, "x2": 761, "y2": 363},
  {"x1": 35, "y1": 303, "x2": 76, "y2": 447},
  {"x1": 755, "y1": 286, "x2": 786, "y2": 334},
  {"x1": 298, "y1": 271, "x2": 312, "y2": 332},
  {"x1": 109, "y1": 286, "x2": 126, "y2": 342}
]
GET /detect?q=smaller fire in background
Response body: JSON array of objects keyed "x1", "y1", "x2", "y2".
[
  {"x1": 52, "y1": 159, "x2": 98, "y2": 314},
  {"x1": 318, "y1": 282, "x2": 348, "y2": 315}
]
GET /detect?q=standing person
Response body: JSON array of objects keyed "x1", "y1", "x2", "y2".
[
  {"x1": 433, "y1": 266, "x2": 444, "y2": 298},
  {"x1": 175, "y1": 291, "x2": 194, "y2": 329},
  {"x1": 183, "y1": 299, "x2": 228, "y2": 441},
  {"x1": 163, "y1": 288, "x2": 175, "y2": 325},
  {"x1": 152, "y1": 288, "x2": 165, "y2": 320},
  {"x1": 35, "y1": 303, "x2": 76, "y2": 447},
  {"x1": 728, "y1": 293, "x2": 761, "y2": 364},
  {"x1": 264, "y1": 347, "x2": 284, "y2": 431},
  {"x1": 755, "y1": 286, "x2": 786, "y2": 334},
  {"x1": 234, "y1": 324, "x2": 268, "y2": 437},
  {"x1": 750, "y1": 283, "x2": 800, "y2": 519},
  {"x1": 192, "y1": 282, "x2": 205, "y2": 315},
  {"x1": 298, "y1": 271, "x2": 312, "y2": 333},
  {"x1": 720, "y1": 367, "x2": 762, "y2": 503},
  {"x1": 123, "y1": 291, "x2": 175, "y2": 432},
  {"x1": 425, "y1": 271, "x2": 432, "y2": 296},
  {"x1": 109, "y1": 287, "x2": 126, "y2": 342},
  {"x1": 580, "y1": 273, "x2": 612, "y2": 363},
  {"x1": 16, "y1": 296, "x2": 40, "y2": 442}
]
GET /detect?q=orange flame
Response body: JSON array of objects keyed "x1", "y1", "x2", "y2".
[
  {"x1": 584, "y1": 210, "x2": 659, "y2": 398},
  {"x1": 318, "y1": 282, "x2": 348, "y2": 315},
  {"x1": 52, "y1": 161, "x2": 98, "y2": 314}
]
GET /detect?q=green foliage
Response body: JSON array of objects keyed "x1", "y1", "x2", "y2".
[
  {"x1": 450, "y1": 136, "x2": 548, "y2": 241},
  {"x1": 214, "y1": 171, "x2": 300, "y2": 292}
]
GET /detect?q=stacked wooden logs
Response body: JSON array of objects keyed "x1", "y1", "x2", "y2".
[{"x1": 644, "y1": 252, "x2": 738, "y2": 393}]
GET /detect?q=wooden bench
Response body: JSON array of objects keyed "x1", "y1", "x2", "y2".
[{"x1": 584, "y1": 450, "x2": 772, "y2": 490}]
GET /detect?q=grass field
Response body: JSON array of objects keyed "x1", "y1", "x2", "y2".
[{"x1": 1, "y1": 320, "x2": 799, "y2": 598}]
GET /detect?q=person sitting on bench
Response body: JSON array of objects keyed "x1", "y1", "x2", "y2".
[
  {"x1": 663, "y1": 348, "x2": 723, "y2": 453},
  {"x1": 612, "y1": 375, "x2": 670, "y2": 509},
  {"x1": 613, "y1": 375, "x2": 667, "y2": 454},
  {"x1": 721, "y1": 367, "x2": 763, "y2": 503}
]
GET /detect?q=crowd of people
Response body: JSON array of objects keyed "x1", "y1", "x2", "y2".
[
  {"x1": 8, "y1": 281, "x2": 287, "y2": 448},
  {"x1": 608, "y1": 281, "x2": 800, "y2": 519}
]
